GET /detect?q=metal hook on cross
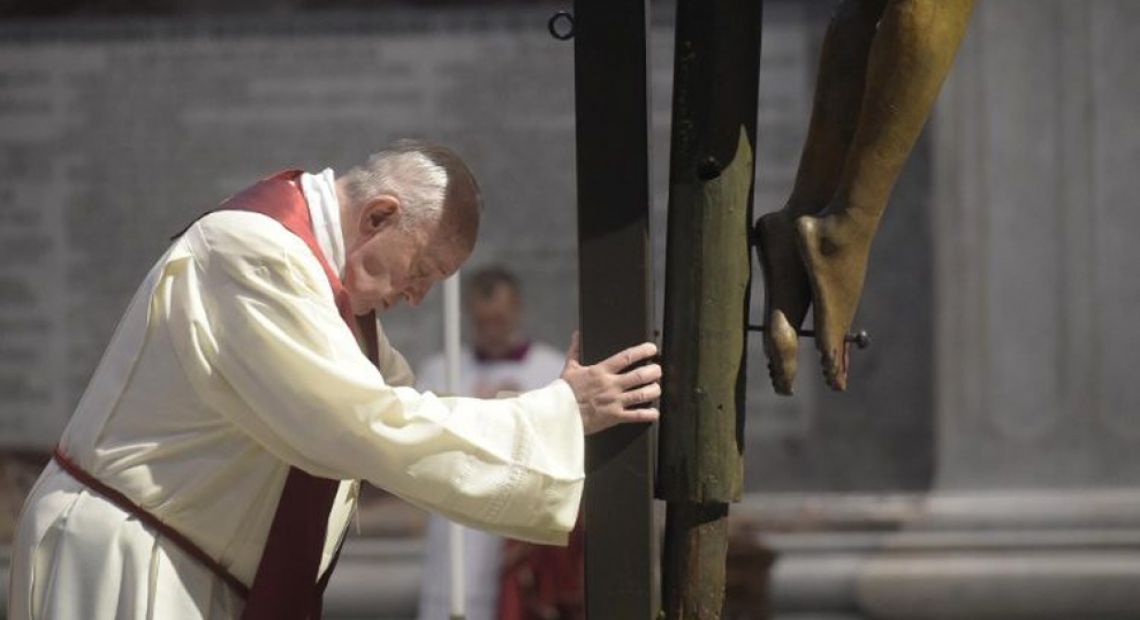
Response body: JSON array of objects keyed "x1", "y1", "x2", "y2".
[{"x1": 547, "y1": 11, "x2": 576, "y2": 41}]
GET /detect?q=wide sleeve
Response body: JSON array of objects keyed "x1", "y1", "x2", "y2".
[{"x1": 178, "y1": 212, "x2": 584, "y2": 544}]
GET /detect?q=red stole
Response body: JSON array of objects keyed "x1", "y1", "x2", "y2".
[
  {"x1": 498, "y1": 522, "x2": 585, "y2": 620},
  {"x1": 215, "y1": 170, "x2": 378, "y2": 619}
]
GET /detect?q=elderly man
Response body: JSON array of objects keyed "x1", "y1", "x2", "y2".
[{"x1": 8, "y1": 140, "x2": 661, "y2": 620}]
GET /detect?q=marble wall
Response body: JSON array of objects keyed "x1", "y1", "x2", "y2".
[{"x1": 933, "y1": 0, "x2": 1140, "y2": 491}]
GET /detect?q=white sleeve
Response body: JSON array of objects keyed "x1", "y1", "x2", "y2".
[{"x1": 180, "y1": 212, "x2": 583, "y2": 544}]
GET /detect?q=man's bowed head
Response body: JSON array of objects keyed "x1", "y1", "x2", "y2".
[{"x1": 333, "y1": 141, "x2": 662, "y2": 435}]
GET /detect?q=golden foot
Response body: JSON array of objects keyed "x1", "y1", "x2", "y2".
[
  {"x1": 755, "y1": 211, "x2": 813, "y2": 396},
  {"x1": 794, "y1": 212, "x2": 873, "y2": 391}
]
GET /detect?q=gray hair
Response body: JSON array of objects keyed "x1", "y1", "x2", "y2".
[{"x1": 341, "y1": 140, "x2": 453, "y2": 232}]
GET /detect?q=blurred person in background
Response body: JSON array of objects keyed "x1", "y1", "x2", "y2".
[{"x1": 417, "y1": 266, "x2": 583, "y2": 620}]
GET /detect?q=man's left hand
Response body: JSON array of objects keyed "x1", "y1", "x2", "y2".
[{"x1": 560, "y1": 332, "x2": 662, "y2": 435}]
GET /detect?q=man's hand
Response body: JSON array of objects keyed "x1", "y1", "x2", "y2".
[{"x1": 560, "y1": 331, "x2": 662, "y2": 435}]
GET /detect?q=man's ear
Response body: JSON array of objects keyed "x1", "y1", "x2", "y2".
[{"x1": 359, "y1": 195, "x2": 401, "y2": 235}]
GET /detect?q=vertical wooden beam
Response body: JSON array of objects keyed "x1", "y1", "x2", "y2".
[
  {"x1": 657, "y1": 0, "x2": 763, "y2": 617},
  {"x1": 571, "y1": 0, "x2": 656, "y2": 618}
]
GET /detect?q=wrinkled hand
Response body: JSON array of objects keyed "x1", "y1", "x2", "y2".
[{"x1": 560, "y1": 331, "x2": 662, "y2": 435}]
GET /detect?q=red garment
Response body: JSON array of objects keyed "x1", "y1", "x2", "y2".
[
  {"x1": 201, "y1": 171, "x2": 380, "y2": 619},
  {"x1": 498, "y1": 521, "x2": 584, "y2": 620}
]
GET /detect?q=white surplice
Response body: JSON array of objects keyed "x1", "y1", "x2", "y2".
[{"x1": 7, "y1": 170, "x2": 584, "y2": 620}]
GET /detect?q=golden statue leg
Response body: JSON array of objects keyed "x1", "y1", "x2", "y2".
[
  {"x1": 796, "y1": 0, "x2": 974, "y2": 390},
  {"x1": 757, "y1": 0, "x2": 885, "y2": 395}
]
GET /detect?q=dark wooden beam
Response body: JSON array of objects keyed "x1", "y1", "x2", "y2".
[
  {"x1": 657, "y1": 0, "x2": 763, "y2": 617},
  {"x1": 571, "y1": 0, "x2": 656, "y2": 617}
]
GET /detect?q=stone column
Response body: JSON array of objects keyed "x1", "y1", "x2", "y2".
[
  {"x1": 932, "y1": 0, "x2": 1140, "y2": 493},
  {"x1": 854, "y1": 2, "x2": 1140, "y2": 618}
]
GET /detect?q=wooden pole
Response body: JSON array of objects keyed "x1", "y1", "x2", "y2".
[
  {"x1": 657, "y1": 0, "x2": 763, "y2": 617},
  {"x1": 443, "y1": 274, "x2": 465, "y2": 620},
  {"x1": 571, "y1": 0, "x2": 657, "y2": 618}
]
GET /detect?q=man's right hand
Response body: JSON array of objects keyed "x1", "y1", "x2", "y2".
[{"x1": 560, "y1": 332, "x2": 662, "y2": 435}]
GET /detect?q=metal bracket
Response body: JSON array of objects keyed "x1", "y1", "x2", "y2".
[{"x1": 548, "y1": 11, "x2": 576, "y2": 40}]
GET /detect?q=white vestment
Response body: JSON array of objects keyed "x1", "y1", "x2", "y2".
[
  {"x1": 7, "y1": 170, "x2": 584, "y2": 620},
  {"x1": 415, "y1": 343, "x2": 566, "y2": 620}
]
